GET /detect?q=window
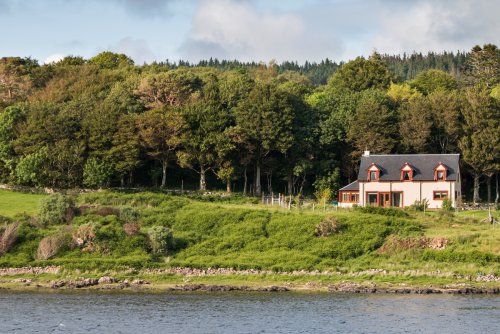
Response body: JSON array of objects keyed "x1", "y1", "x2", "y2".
[
  {"x1": 433, "y1": 191, "x2": 448, "y2": 200},
  {"x1": 402, "y1": 171, "x2": 411, "y2": 181},
  {"x1": 367, "y1": 193, "x2": 378, "y2": 206},
  {"x1": 341, "y1": 192, "x2": 359, "y2": 203},
  {"x1": 367, "y1": 164, "x2": 380, "y2": 181},
  {"x1": 400, "y1": 163, "x2": 413, "y2": 181},
  {"x1": 434, "y1": 164, "x2": 447, "y2": 181},
  {"x1": 391, "y1": 192, "x2": 403, "y2": 207}
]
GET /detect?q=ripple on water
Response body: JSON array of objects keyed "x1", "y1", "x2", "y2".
[{"x1": 0, "y1": 292, "x2": 498, "y2": 333}]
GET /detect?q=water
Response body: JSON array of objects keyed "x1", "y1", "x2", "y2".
[{"x1": 0, "y1": 291, "x2": 498, "y2": 333}]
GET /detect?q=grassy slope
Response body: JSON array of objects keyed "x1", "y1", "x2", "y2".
[
  {"x1": 0, "y1": 189, "x2": 46, "y2": 218},
  {"x1": 0, "y1": 189, "x2": 499, "y2": 280}
]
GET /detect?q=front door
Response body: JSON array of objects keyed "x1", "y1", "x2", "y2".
[{"x1": 379, "y1": 192, "x2": 391, "y2": 207}]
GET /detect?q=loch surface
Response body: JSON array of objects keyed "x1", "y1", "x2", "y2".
[{"x1": 0, "y1": 291, "x2": 498, "y2": 333}]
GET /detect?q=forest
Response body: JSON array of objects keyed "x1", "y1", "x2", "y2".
[{"x1": 0, "y1": 45, "x2": 499, "y2": 203}]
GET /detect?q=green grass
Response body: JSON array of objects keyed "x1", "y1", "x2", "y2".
[
  {"x1": 0, "y1": 189, "x2": 499, "y2": 279},
  {"x1": 0, "y1": 189, "x2": 46, "y2": 218}
]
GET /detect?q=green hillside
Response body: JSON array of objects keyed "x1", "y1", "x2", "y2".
[{"x1": 0, "y1": 190, "x2": 498, "y2": 278}]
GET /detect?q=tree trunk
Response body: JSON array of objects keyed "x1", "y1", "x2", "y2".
[
  {"x1": 486, "y1": 175, "x2": 492, "y2": 204},
  {"x1": 243, "y1": 167, "x2": 248, "y2": 195},
  {"x1": 495, "y1": 173, "x2": 499, "y2": 205},
  {"x1": 226, "y1": 179, "x2": 231, "y2": 193},
  {"x1": 298, "y1": 174, "x2": 306, "y2": 195},
  {"x1": 255, "y1": 160, "x2": 261, "y2": 196},
  {"x1": 266, "y1": 172, "x2": 273, "y2": 194},
  {"x1": 120, "y1": 176, "x2": 125, "y2": 188},
  {"x1": 161, "y1": 160, "x2": 168, "y2": 188},
  {"x1": 287, "y1": 172, "x2": 293, "y2": 195},
  {"x1": 199, "y1": 167, "x2": 206, "y2": 191},
  {"x1": 473, "y1": 173, "x2": 481, "y2": 204}
]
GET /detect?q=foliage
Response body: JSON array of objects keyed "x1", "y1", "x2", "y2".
[
  {"x1": 15, "y1": 148, "x2": 48, "y2": 186},
  {"x1": 328, "y1": 52, "x2": 393, "y2": 92},
  {"x1": 38, "y1": 193, "x2": 74, "y2": 226},
  {"x1": 408, "y1": 199, "x2": 429, "y2": 212},
  {"x1": 83, "y1": 157, "x2": 113, "y2": 188},
  {"x1": 441, "y1": 198, "x2": 453, "y2": 212},
  {"x1": 148, "y1": 225, "x2": 174, "y2": 255},
  {"x1": 0, "y1": 44, "x2": 497, "y2": 201},
  {"x1": 411, "y1": 69, "x2": 457, "y2": 94},
  {"x1": 354, "y1": 206, "x2": 409, "y2": 217},
  {"x1": 36, "y1": 227, "x2": 73, "y2": 260},
  {"x1": 315, "y1": 216, "x2": 342, "y2": 237},
  {"x1": 0, "y1": 221, "x2": 20, "y2": 255}
]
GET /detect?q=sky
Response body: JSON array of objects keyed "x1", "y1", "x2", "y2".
[{"x1": 0, "y1": 0, "x2": 499, "y2": 65}]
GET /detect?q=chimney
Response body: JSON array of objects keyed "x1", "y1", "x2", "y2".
[{"x1": 363, "y1": 150, "x2": 370, "y2": 157}]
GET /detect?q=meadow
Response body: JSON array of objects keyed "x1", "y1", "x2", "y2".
[{"x1": 0, "y1": 189, "x2": 499, "y2": 279}]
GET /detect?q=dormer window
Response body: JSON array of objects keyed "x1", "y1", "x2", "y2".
[
  {"x1": 434, "y1": 163, "x2": 447, "y2": 181},
  {"x1": 367, "y1": 164, "x2": 380, "y2": 181},
  {"x1": 400, "y1": 163, "x2": 413, "y2": 181}
]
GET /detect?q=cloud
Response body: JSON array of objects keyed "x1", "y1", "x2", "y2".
[
  {"x1": 371, "y1": 0, "x2": 500, "y2": 54},
  {"x1": 110, "y1": 0, "x2": 176, "y2": 18},
  {"x1": 107, "y1": 37, "x2": 156, "y2": 64},
  {"x1": 179, "y1": 0, "x2": 500, "y2": 63},
  {"x1": 179, "y1": 0, "x2": 346, "y2": 62},
  {"x1": 44, "y1": 53, "x2": 66, "y2": 64}
]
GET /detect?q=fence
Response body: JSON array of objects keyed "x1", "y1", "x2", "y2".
[{"x1": 261, "y1": 193, "x2": 338, "y2": 211}]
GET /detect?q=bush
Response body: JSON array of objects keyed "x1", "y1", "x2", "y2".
[
  {"x1": 148, "y1": 226, "x2": 174, "y2": 255},
  {"x1": 355, "y1": 206, "x2": 409, "y2": 217},
  {"x1": 72, "y1": 223, "x2": 96, "y2": 252},
  {"x1": 123, "y1": 223, "x2": 140, "y2": 236},
  {"x1": 94, "y1": 207, "x2": 120, "y2": 217},
  {"x1": 36, "y1": 227, "x2": 73, "y2": 260},
  {"x1": 0, "y1": 222, "x2": 20, "y2": 255},
  {"x1": 119, "y1": 206, "x2": 140, "y2": 223},
  {"x1": 441, "y1": 198, "x2": 453, "y2": 211},
  {"x1": 315, "y1": 217, "x2": 342, "y2": 237},
  {"x1": 408, "y1": 199, "x2": 429, "y2": 212},
  {"x1": 83, "y1": 157, "x2": 113, "y2": 188},
  {"x1": 38, "y1": 194, "x2": 75, "y2": 226}
]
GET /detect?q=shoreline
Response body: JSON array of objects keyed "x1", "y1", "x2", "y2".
[{"x1": 1, "y1": 266, "x2": 499, "y2": 294}]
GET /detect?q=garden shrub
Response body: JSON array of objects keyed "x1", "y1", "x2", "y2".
[
  {"x1": 408, "y1": 199, "x2": 429, "y2": 212},
  {"x1": 354, "y1": 206, "x2": 409, "y2": 217},
  {"x1": 38, "y1": 193, "x2": 75, "y2": 226},
  {"x1": 441, "y1": 198, "x2": 453, "y2": 212}
]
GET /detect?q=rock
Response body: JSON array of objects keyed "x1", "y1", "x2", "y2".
[
  {"x1": 98, "y1": 276, "x2": 116, "y2": 284},
  {"x1": 74, "y1": 278, "x2": 98, "y2": 288},
  {"x1": 131, "y1": 279, "x2": 150, "y2": 285},
  {"x1": 51, "y1": 280, "x2": 66, "y2": 288}
]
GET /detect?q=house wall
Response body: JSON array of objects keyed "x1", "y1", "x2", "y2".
[{"x1": 359, "y1": 180, "x2": 460, "y2": 208}]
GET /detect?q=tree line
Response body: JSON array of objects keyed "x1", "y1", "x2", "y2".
[{"x1": 0, "y1": 45, "x2": 499, "y2": 203}]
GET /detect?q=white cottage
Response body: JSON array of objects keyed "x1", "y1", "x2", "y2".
[{"x1": 338, "y1": 152, "x2": 461, "y2": 209}]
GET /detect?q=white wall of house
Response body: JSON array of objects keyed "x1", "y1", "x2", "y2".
[{"x1": 359, "y1": 180, "x2": 460, "y2": 208}]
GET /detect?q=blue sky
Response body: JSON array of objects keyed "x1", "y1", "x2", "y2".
[{"x1": 1, "y1": 0, "x2": 499, "y2": 64}]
